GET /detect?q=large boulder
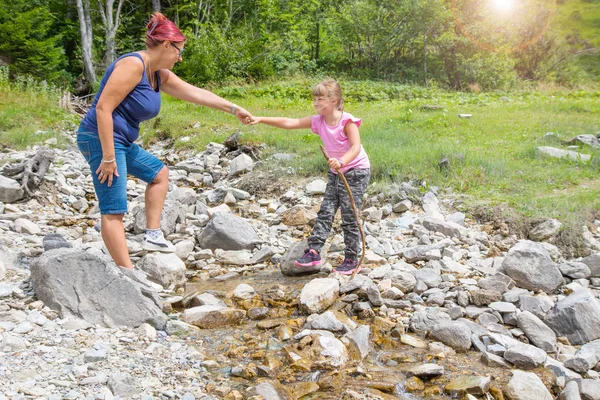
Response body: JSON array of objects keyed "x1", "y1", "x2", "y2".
[
  {"x1": 545, "y1": 289, "x2": 600, "y2": 345},
  {"x1": 502, "y1": 240, "x2": 564, "y2": 293},
  {"x1": 30, "y1": 248, "x2": 166, "y2": 328},
  {"x1": 197, "y1": 213, "x2": 261, "y2": 250}
]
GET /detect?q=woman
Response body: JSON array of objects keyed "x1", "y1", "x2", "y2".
[{"x1": 77, "y1": 12, "x2": 252, "y2": 269}]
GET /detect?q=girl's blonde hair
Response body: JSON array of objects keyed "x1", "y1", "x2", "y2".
[{"x1": 312, "y1": 79, "x2": 344, "y2": 111}]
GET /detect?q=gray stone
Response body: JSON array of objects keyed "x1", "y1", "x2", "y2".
[
  {"x1": 559, "y1": 262, "x2": 592, "y2": 279},
  {"x1": 409, "y1": 307, "x2": 451, "y2": 333},
  {"x1": 430, "y1": 321, "x2": 472, "y2": 351},
  {"x1": 300, "y1": 278, "x2": 340, "y2": 314},
  {"x1": 580, "y1": 379, "x2": 600, "y2": 400},
  {"x1": 559, "y1": 381, "x2": 582, "y2": 400},
  {"x1": 504, "y1": 342, "x2": 547, "y2": 369},
  {"x1": 477, "y1": 273, "x2": 515, "y2": 293},
  {"x1": 502, "y1": 240, "x2": 564, "y2": 293},
  {"x1": 530, "y1": 218, "x2": 562, "y2": 241},
  {"x1": 545, "y1": 289, "x2": 600, "y2": 345},
  {"x1": 581, "y1": 253, "x2": 600, "y2": 278},
  {"x1": 504, "y1": 370, "x2": 553, "y2": 400},
  {"x1": 518, "y1": 295, "x2": 554, "y2": 319},
  {"x1": 42, "y1": 233, "x2": 72, "y2": 251},
  {"x1": 280, "y1": 240, "x2": 326, "y2": 276},
  {"x1": 517, "y1": 310, "x2": 557, "y2": 353},
  {"x1": 197, "y1": 213, "x2": 260, "y2": 250},
  {"x1": 229, "y1": 153, "x2": 253, "y2": 176},
  {"x1": 0, "y1": 175, "x2": 25, "y2": 203},
  {"x1": 30, "y1": 248, "x2": 165, "y2": 328}
]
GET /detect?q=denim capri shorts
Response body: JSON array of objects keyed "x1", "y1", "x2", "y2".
[{"x1": 76, "y1": 130, "x2": 165, "y2": 215}]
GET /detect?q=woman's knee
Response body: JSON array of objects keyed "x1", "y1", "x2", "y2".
[{"x1": 152, "y1": 167, "x2": 169, "y2": 185}]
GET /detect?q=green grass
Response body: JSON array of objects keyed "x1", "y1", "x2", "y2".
[
  {"x1": 144, "y1": 81, "x2": 600, "y2": 223},
  {"x1": 0, "y1": 69, "x2": 77, "y2": 147},
  {"x1": 1, "y1": 74, "x2": 599, "y2": 226}
]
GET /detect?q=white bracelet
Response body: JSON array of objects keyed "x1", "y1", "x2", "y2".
[
  {"x1": 102, "y1": 158, "x2": 116, "y2": 164},
  {"x1": 230, "y1": 104, "x2": 237, "y2": 115}
]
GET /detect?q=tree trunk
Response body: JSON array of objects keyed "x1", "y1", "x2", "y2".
[
  {"x1": 99, "y1": 0, "x2": 124, "y2": 66},
  {"x1": 152, "y1": 0, "x2": 161, "y2": 12},
  {"x1": 75, "y1": 0, "x2": 96, "y2": 86}
]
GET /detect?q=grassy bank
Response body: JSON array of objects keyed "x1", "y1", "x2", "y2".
[
  {"x1": 146, "y1": 81, "x2": 600, "y2": 224},
  {"x1": 1, "y1": 77, "x2": 599, "y2": 226}
]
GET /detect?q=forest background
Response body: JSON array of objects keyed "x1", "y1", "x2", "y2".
[{"x1": 0, "y1": 0, "x2": 598, "y2": 91}]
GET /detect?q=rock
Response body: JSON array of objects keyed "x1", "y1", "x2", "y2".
[
  {"x1": 107, "y1": 372, "x2": 140, "y2": 398},
  {"x1": 536, "y1": 146, "x2": 591, "y2": 163},
  {"x1": 299, "y1": 278, "x2": 339, "y2": 314},
  {"x1": 504, "y1": 342, "x2": 547, "y2": 369},
  {"x1": 445, "y1": 376, "x2": 490, "y2": 396},
  {"x1": 229, "y1": 153, "x2": 253, "y2": 176},
  {"x1": 477, "y1": 273, "x2": 515, "y2": 293},
  {"x1": 132, "y1": 200, "x2": 185, "y2": 235},
  {"x1": 581, "y1": 253, "x2": 600, "y2": 277},
  {"x1": 429, "y1": 321, "x2": 472, "y2": 351},
  {"x1": 30, "y1": 248, "x2": 165, "y2": 328},
  {"x1": 559, "y1": 262, "x2": 592, "y2": 279},
  {"x1": 181, "y1": 305, "x2": 246, "y2": 328},
  {"x1": 281, "y1": 206, "x2": 317, "y2": 227},
  {"x1": 502, "y1": 240, "x2": 564, "y2": 293},
  {"x1": 559, "y1": 380, "x2": 582, "y2": 400},
  {"x1": 406, "y1": 364, "x2": 445, "y2": 378},
  {"x1": 197, "y1": 213, "x2": 260, "y2": 250},
  {"x1": 305, "y1": 179, "x2": 327, "y2": 195},
  {"x1": 0, "y1": 175, "x2": 25, "y2": 203},
  {"x1": 42, "y1": 233, "x2": 72, "y2": 251},
  {"x1": 518, "y1": 294, "x2": 554, "y2": 319},
  {"x1": 343, "y1": 325, "x2": 372, "y2": 360},
  {"x1": 504, "y1": 370, "x2": 553, "y2": 400},
  {"x1": 545, "y1": 289, "x2": 600, "y2": 345},
  {"x1": 579, "y1": 379, "x2": 600, "y2": 400},
  {"x1": 280, "y1": 240, "x2": 326, "y2": 276},
  {"x1": 409, "y1": 307, "x2": 451, "y2": 333},
  {"x1": 138, "y1": 252, "x2": 186, "y2": 289},
  {"x1": 422, "y1": 218, "x2": 466, "y2": 238},
  {"x1": 530, "y1": 218, "x2": 562, "y2": 241},
  {"x1": 517, "y1": 311, "x2": 557, "y2": 353}
]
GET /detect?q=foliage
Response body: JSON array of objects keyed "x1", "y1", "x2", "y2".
[
  {"x1": 0, "y1": 0, "x2": 598, "y2": 89},
  {"x1": 0, "y1": 0, "x2": 68, "y2": 85}
]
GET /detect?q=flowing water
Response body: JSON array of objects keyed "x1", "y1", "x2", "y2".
[{"x1": 183, "y1": 267, "x2": 533, "y2": 399}]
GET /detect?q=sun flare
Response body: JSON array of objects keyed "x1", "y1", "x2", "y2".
[{"x1": 490, "y1": 0, "x2": 517, "y2": 12}]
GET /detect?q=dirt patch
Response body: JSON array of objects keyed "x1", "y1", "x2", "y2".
[
  {"x1": 237, "y1": 167, "x2": 303, "y2": 198},
  {"x1": 471, "y1": 202, "x2": 598, "y2": 258}
]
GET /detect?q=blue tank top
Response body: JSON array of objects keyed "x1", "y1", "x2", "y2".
[{"x1": 79, "y1": 52, "x2": 161, "y2": 145}]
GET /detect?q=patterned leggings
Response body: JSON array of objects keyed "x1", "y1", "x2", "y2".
[{"x1": 308, "y1": 168, "x2": 371, "y2": 259}]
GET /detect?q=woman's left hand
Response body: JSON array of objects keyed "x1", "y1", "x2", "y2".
[{"x1": 234, "y1": 106, "x2": 253, "y2": 125}]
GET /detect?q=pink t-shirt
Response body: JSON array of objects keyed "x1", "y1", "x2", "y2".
[{"x1": 311, "y1": 112, "x2": 370, "y2": 174}]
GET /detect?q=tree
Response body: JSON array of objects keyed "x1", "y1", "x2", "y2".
[
  {"x1": 98, "y1": 0, "x2": 125, "y2": 66},
  {"x1": 0, "y1": 0, "x2": 67, "y2": 83},
  {"x1": 75, "y1": 0, "x2": 96, "y2": 87}
]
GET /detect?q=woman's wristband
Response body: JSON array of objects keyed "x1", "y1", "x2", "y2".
[
  {"x1": 230, "y1": 104, "x2": 237, "y2": 115},
  {"x1": 337, "y1": 158, "x2": 345, "y2": 166},
  {"x1": 102, "y1": 158, "x2": 116, "y2": 164}
]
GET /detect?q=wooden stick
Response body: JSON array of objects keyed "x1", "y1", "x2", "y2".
[{"x1": 319, "y1": 145, "x2": 366, "y2": 280}]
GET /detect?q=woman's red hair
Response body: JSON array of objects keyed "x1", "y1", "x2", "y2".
[{"x1": 145, "y1": 12, "x2": 185, "y2": 47}]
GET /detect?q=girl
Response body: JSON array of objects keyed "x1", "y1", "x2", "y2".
[
  {"x1": 77, "y1": 12, "x2": 252, "y2": 269},
  {"x1": 250, "y1": 80, "x2": 370, "y2": 275}
]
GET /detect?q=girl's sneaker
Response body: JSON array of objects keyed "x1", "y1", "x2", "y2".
[
  {"x1": 334, "y1": 259, "x2": 361, "y2": 275},
  {"x1": 294, "y1": 248, "x2": 323, "y2": 267}
]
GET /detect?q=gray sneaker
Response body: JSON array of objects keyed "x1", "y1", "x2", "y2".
[{"x1": 142, "y1": 235, "x2": 175, "y2": 253}]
